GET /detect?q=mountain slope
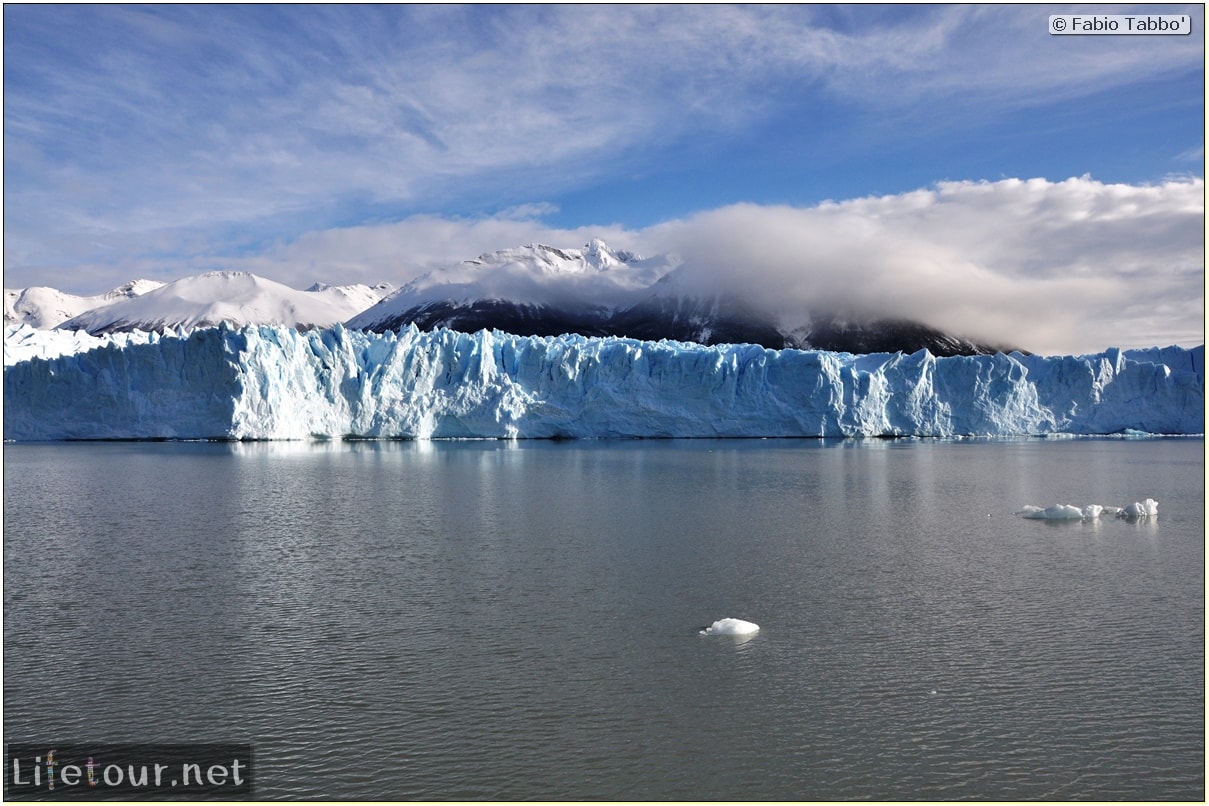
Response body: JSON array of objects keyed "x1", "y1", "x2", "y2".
[
  {"x1": 305, "y1": 281, "x2": 395, "y2": 315},
  {"x1": 4, "y1": 279, "x2": 165, "y2": 329},
  {"x1": 56, "y1": 272, "x2": 383, "y2": 335},
  {"x1": 346, "y1": 239, "x2": 675, "y2": 334},
  {"x1": 348, "y1": 240, "x2": 1016, "y2": 355},
  {"x1": 24, "y1": 241, "x2": 1015, "y2": 354},
  {"x1": 781, "y1": 316, "x2": 1014, "y2": 356}
]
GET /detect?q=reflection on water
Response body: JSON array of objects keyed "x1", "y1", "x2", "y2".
[{"x1": 4, "y1": 437, "x2": 1204, "y2": 800}]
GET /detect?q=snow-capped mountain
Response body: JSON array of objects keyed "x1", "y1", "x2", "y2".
[
  {"x1": 345, "y1": 239, "x2": 675, "y2": 336},
  {"x1": 305, "y1": 281, "x2": 395, "y2": 314},
  {"x1": 4, "y1": 279, "x2": 165, "y2": 329},
  {"x1": 348, "y1": 240, "x2": 1015, "y2": 355},
  {"x1": 55, "y1": 272, "x2": 391, "y2": 335},
  {"x1": 19, "y1": 240, "x2": 1011, "y2": 353}
]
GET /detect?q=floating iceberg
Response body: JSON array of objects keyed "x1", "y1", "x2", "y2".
[
  {"x1": 1017, "y1": 499, "x2": 1158, "y2": 521},
  {"x1": 700, "y1": 618, "x2": 760, "y2": 636},
  {"x1": 2, "y1": 324, "x2": 1203, "y2": 441},
  {"x1": 1123, "y1": 498, "x2": 1160, "y2": 519},
  {"x1": 1017, "y1": 504, "x2": 1088, "y2": 520}
]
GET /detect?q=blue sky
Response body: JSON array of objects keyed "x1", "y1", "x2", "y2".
[{"x1": 3, "y1": 4, "x2": 1205, "y2": 352}]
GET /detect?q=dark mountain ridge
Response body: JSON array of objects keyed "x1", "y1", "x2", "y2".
[{"x1": 345, "y1": 240, "x2": 1021, "y2": 355}]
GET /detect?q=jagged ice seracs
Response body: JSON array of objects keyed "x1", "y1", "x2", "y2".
[{"x1": 2, "y1": 324, "x2": 1203, "y2": 441}]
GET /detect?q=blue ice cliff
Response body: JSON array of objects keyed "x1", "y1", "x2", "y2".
[{"x1": 3, "y1": 324, "x2": 1203, "y2": 440}]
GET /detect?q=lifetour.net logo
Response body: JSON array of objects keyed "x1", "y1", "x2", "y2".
[{"x1": 5, "y1": 744, "x2": 253, "y2": 800}]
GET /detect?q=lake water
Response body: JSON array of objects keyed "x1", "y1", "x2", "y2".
[{"x1": 4, "y1": 437, "x2": 1204, "y2": 800}]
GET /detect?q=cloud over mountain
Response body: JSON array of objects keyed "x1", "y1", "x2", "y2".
[
  {"x1": 238, "y1": 176, "x2": 1206, "y2": 355},
  {"x1": 630, "y1": 176, "x2": 1205, "y2": 354},
  {"x1": 11, "y1": 176, "x2": 1200, "y2": 355}
]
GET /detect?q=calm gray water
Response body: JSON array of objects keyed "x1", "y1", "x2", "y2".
[{"x1": 4, "y1": 438, "x2": 1204, "y2": 800}]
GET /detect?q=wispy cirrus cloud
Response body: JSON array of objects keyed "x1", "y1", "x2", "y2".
[{"x1": 5, "y1": 5, "x2": 1201, "y2": 277}]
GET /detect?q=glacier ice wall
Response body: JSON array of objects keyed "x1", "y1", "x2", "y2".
[
  {"x1": 4, "y1": 323, "x2": 165, "y2": 366},
  {"x1": 3, "y1": 324, "x2": 1204, "y2": 440}
]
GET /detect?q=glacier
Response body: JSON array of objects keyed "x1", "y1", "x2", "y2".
[
  {"x1": 2, "y1": 324, "x2": 1203, "y2": 441},
  {"x1": 4, "y1": 323, "x2": 167, "y2": 366}
]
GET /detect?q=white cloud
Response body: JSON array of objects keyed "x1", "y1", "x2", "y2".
[
  {"x1": 214, "y1": 214, "x2": 640, "y2": 290},
  {"x1": 5, "y1": 5, "x2": 1202, "y2": 268},
  {"x1": 635, "y1": 176, "x2": 1204, "y2": 354},
  {"x1": 1176, "y1": 145, "x2": 1205, "y2": 162}
]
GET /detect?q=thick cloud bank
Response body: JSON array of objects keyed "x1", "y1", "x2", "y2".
[
  {"x1": 4, "y1": 325, "x2": 1201, "y2": 441},
  {"x1": 636, "y1": 177, "x2": 1204, "y2": 355}
]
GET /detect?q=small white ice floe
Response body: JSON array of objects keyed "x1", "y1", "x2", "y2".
[
  {"x1": 1123, "y1": 498, "x2": 1159, "y2": 519},
  {"x1": 1017, "y1": 504, "x2": 1086, "y2": 520},
  {"x1": 1016, "y1": 498, "x2": 1158, "y2": 521},
  {"x1": 700, "y1": 618, "x2": 760, "y2": 636}
]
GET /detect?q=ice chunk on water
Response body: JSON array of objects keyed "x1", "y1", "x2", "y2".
[
  {"x1": 700, "y1": 618, "x2": 760, "y2": 636},
  {"x1": 1123, "y1": 498, "x2": 1159, "y2": 519},
  {"x1": 1017, "y1": 499, "x2": 1157, "y2": 521},
  {"x1": 1018, "y1": 504, "x2": 1087, "y2": 520}
]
